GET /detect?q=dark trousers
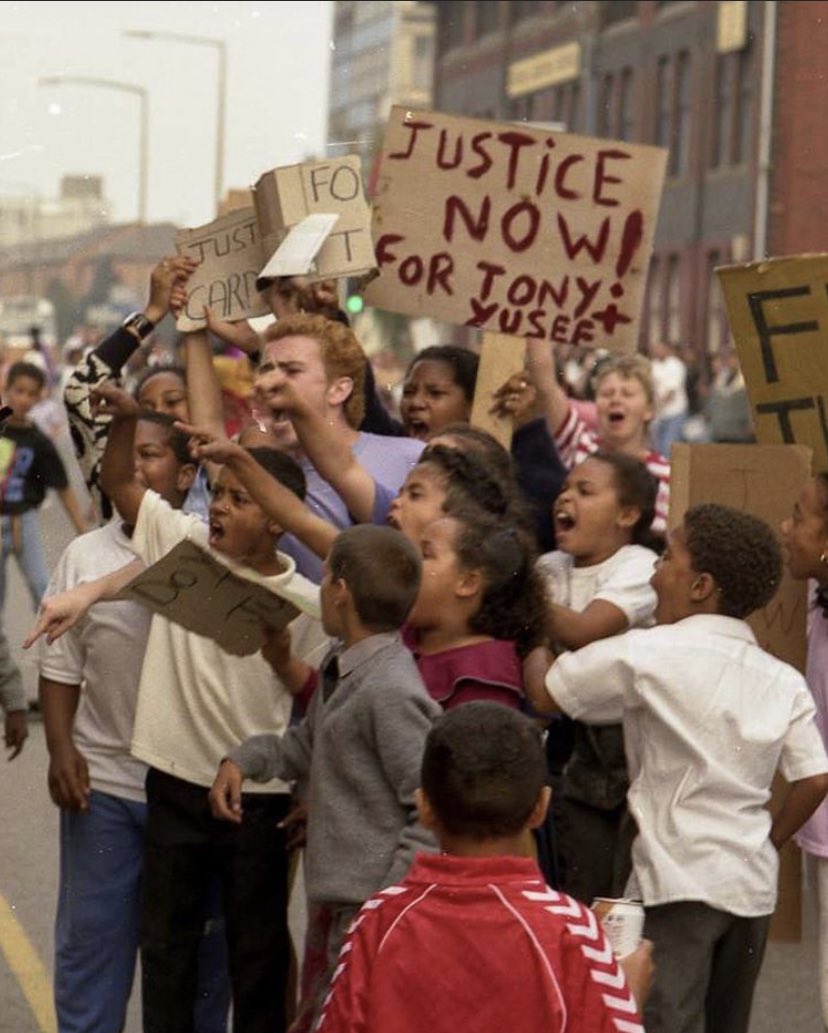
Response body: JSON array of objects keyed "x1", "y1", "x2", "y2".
[
  {"x1": 643, "y1": 901, "x2": 771, "y2": 1033},
  {"x1": 141, "y1": 768, "x2": 291, "y2": 1033}
]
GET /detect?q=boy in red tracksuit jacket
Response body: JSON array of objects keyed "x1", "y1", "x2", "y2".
[{"x1": 316, "y1": 703, "x2": 652, "y2": 1033}]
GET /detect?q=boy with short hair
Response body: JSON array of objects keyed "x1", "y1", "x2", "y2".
[
  {"x1": 1, "y1": 360, "x2": 87, "y2": 609},
  {"x1": 526, "y1": 503, "x2": 828, "y2": 1033},
  {"x1": 316, "y1": 702, "x2": 648, "y2": 1033},
  {"x1": 97, "y1": 382, "x2": 328, "y2": 1033},
  {"x1": 211, "y1": 523, "x2": 440, "y2": 1024}
]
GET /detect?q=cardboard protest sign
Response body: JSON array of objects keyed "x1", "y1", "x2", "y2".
[
  {"x1": 119, "y1": 540, "x2": 306, "y2": 657},
  {"x1": 670, "y1": 442, "x2": 812, "y2": 942},
  {"x1": 718, "y1": 254, "x2": 828, "y2": 471},
  {"x1": 364, "y1": 107, "x2": 667, "y2": 351},
  {"x1": 254, "y1": 155, "x2": 375, "y2": 283},
  {"x1": 469, "y1": 333, "x2": 527, "y2": 449},
  {"x1": 175, "y1": 207, "x2": 269, "y2": 331}
]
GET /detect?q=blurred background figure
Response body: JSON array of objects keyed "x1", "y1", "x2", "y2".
[{"x1": 650, "y1": 340, "x2": 688, "y2": 457}]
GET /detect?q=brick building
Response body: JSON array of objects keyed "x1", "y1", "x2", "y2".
[{"x1": 431, "y1": 0, "x2": 828, "y2": 359}]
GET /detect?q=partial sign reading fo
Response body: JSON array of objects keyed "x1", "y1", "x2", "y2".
[
  {"x1": 364, "y1": 107, "x2": 667, "y2": 352},
  {"x1": 718, "y1": 254, "x2": 828, "y2": 472}
]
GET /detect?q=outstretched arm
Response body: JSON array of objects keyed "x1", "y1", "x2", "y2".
[
  {"x1": 180, "y1": 426, "x2": 337, "y2": 559},
  {"x1": 254, "y1": 376, "x2": 377, "y2": 524},
  {"x1": 548, "y1": 599, "x2": 629, "y2": 652}
]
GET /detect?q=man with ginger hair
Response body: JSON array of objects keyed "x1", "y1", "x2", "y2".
[{"x1": 254, "y1": 313, "x2": 423, "y2": 581}]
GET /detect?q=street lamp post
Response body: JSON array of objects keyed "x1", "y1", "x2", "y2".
[
  {"x1": 38, "y1": 75, "x2": 149, "y2": 224},
  {"x1": 125, "y1": 30, "x2": 226, "y2": 213}
]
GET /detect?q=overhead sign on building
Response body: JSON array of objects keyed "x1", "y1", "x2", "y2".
[
  {"x1": 507, "y1": 42, "x2": 581, "y2": 98},
  {"x1": 364, "y1": 106, "x2": 667, "y2": 353},
  {"x1": 717, "y1": 254, "x2": 828, "y2": 471}
]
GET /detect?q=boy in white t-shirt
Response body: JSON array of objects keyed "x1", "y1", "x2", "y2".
[
  {"x1": 526, "y1": 503, "x2": 828, "y2": 1033},
  {"x1": 97, "y1": 383, "x2": 328, "y2": 1033}
]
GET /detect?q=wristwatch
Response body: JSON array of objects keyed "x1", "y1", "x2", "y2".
[{"x1": 121, "y1": 311, "x2": 155, "y2": 341}]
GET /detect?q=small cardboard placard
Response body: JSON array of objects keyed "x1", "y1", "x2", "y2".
[
  {"x1": 469, "y1": 333, "x2": 527, "y2": 449},
  {"x1": 253, "y1": 155, "x2": 375, "y2": 283},
  {"x1": 174, "y1": 207, "x2": 270, "y2": 331},
  {"x1": 364, "y1": 106, "x2": 667, "y2": 351},
  {"x1": 670, "y1": 442, "x2": 813, "y2": 941},
  {"x1": 119, "y1": 540, "x2": 301, "y2": 657},
  {"x1": 717, "y1": 254, "x2": 828, "y2": 471}
]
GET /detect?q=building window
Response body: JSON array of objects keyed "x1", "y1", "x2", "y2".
[
  {"x1": 671, "y1": 51, "x2": 691, "y2": 176},
  {"x1": 666, "y1": 254, "x2": 682, "y2": 344},
  {"x1": 475, "y1": 1, "x2": 500, "y2": 38},
  {"x1": 648, "y1": 255, "x2": 663, "y2": 344},
  {"x1": 602, "y1": 1, "x2": 637, "y2": 28},
  {"x1": 655, "y1": 57, "x2": 671, "y2": 150},
  {"x1": 619, "y1": 68, "x2": 635, "y2": 141},
  {"x1": 512, "y1": 0, "x2": 542, "y2": 20},
  {"x1": 441, "y1": 1, "x2": 466, "y2": 51},
  {"x1": 596, "y1": 73, "x2": 614, "y2": 138},
  {"x1": 706, "y1": 251, "x2": 728, "y2": 353},
  {"x1": 712, "y1": 55, "x2": 735, "y2": 167},
  {"x1": 734, "y1": 45, "x2": 754, "y2": 164},
  {"x1": 553, "y1": 80, "x2": 581, "y2": 132}
]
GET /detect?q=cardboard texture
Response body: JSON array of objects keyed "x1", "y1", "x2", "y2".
[
  {"x1": 364, "y1": 106, "x2": 666, "y2": 351},
  {"x1": 253, "y1": 155, "x2": 375, "y2": 281},
  {"x1": 119, "y1": 540, "x2": 301, "y2": 657},
  {"x1": 718, "y1": 254, "x2": 828, "y2": 471},
  {"x1": 670, "y1": 442, "x2": 813, "y2": 941},
  {"x1": 469, "y1": 333, "x2": 527, "y2": 448},
  {"x1": 174, "y1": 207, "x2": 269, "y2": 331}
]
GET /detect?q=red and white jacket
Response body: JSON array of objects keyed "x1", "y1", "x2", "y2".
[{"x1": 316, "y1": 853, "x2": 643, "y2": 1033}]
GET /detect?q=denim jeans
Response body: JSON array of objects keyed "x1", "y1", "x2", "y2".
[
  {"x1": 55, "y1": 790, "x2": 230, "y2": 1033},
  {"x1": 0, "y1": 509, "x2": 50, "y2": 610}
]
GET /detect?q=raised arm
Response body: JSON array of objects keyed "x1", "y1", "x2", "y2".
[
  {"x1": 97, "y1": 384, "x2": 145, "y2": 526},
  {"x1": 181, "y1": 328, "x2": 228, "y2": 485},
  {"x1": 524, "y1": 338, "x2": 571, "y2": 438},
  {"x1": 254, "y1": 376, "x2": 377, "y2": 524}
]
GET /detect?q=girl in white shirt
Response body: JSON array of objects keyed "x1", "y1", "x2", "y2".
[{"x1": 537, "y1": 450, "x2": 660, "y2": 902}]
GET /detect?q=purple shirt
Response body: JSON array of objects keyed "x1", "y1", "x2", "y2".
[{"x1": 796, "y1": 591, "x2": 828, "y2": 858}]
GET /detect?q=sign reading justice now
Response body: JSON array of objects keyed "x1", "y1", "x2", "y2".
[{"x1": 365, "y1": 107, "x2": 667, "y2": 352}]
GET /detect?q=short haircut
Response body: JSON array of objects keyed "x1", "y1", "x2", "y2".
[
  {"x1": 421, "y1": 703, "x2": 547, "y2": 840},
  {"x1": 430, "y1": 422, "x2": 516, "y2": 487},
  {"x1": 7, "y1": 361, "x2": 45, "y2": 390},
  {"x1": 245, "y1": 447, "x2": 306, "y2": 502},
  {"x1": 684, "y1": 503, "x2": 782, "y2": 618},
  {"x1": 264, "y1": 313, "x2": 367, "y2": 429},
  {"x1": 328, "y1": 524, "x2": 421, "y2": 631},
  {"x1": 133, "y1": 363, "x2": 187, "y2": 400},
  {"x1": 136, "y1": 410, "x2": 192, "y2": 467},
  {"x1": 407, "y1": 345, "x2": 479, "y2": 403},
  {"x1": 594, "y1": 352, "x2": 655, "y2": 408},
  {"x1": 590, "y1": 450, "x2": 659, "y2": 550}
]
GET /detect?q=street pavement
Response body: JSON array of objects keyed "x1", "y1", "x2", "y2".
[{"x1": 0, "y1": 491, "x2": 824, "y2": 1033}]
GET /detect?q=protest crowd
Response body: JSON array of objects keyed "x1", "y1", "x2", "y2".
[{"x1": 2, "y1": 120, "x2": 828, "y2": 1033}]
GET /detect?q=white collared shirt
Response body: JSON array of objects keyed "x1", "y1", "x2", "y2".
[{"x1": 547, "y1": 614, "x2": 828, "y2": 916}]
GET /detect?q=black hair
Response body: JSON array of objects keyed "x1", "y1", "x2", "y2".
[
  {"x1": 421, "y1": 702, "x2": 547, "y2": 840},
  {"x1": 133, "y1": 363, "x2": 187, "y2": 401},
  {"x1": 7, "y1": 361, "x2": 45, "y2": 390},
  {"x1": 430, "y1": 422, "x2": 516, "y2": 487},
  {"x1": 136, "y1": 410, "x2": 192, "y2": 467},
  {"x1": 590, "y1": 450, "x2": 661, "y2": 551},
  {"x1": 245, "y1": 447, "x2": 306, "y2": 502},
  {"x1": 406, "y1": 345, "x2": 479, "y2": 403},
  {"x1": 329, "y1": 525, "x2": 422, "y2": 631},
  {"x1": 684, "y1": 503, "x2": 781, "y2": 618},
  {"x1": 450, "y1": 513, "x2": 547, "y2": 657},
  {"x1": 418, "y1": 444, "x2": 511, "y2": 522}
]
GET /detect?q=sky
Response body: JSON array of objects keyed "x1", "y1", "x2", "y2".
[{"x1": 0, "y1": 1, "x2": 334, "y2": 227}]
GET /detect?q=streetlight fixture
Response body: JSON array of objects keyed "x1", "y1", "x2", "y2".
[
  {"x1": 38, "y1": 75, "x2": 149, "y2": 224},
  {"x1": 124, "y1": 30, "x2": 226, "y2": 213}
]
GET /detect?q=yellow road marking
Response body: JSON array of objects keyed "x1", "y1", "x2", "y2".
[{"x1": 0, "y1": 891, "x2": 56, "y2": 1033}]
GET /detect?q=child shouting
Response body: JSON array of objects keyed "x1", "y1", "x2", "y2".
[{"x1": 526, "y1": 503, "x2": 828, "y2": 1033}]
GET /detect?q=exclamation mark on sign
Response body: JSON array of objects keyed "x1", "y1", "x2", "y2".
[{"x1": 610, "y1": 210, "x2": 644, "y2": 299}]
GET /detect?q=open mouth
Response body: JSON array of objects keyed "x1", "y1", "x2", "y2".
[
  {"x1": 209, "y1": 521, "x2": 225, "y2": 542},
  {"x1": 607, "y1": 411, "x2": 625, "y2": 424},
  {"x1": 405, "y1": 418, "x2": 429, "y2": 438},
  {"x1": 554, "y1": 511, "x2": 576, "y2": 531},
  {"x1": 387, "y1": 513, "x2": 401, "y2": 529}
]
